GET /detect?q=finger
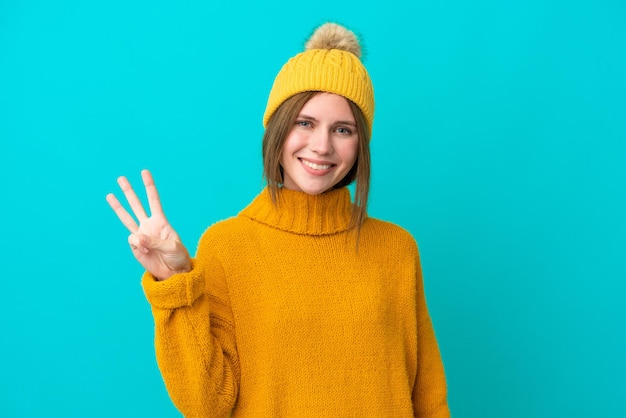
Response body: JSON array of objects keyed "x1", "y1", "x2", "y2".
[
  {"x1": 128, "y1": 233, "x2": 149, "y2": 254},
  {"x1": 137, "y1": 233, "x2": 176, "y2": 253},
  {"x1": 141, "y1": 169, "x2": 165, "y2": 218},
  {"x1": 130, "y1": 233, "x2": 175, "y2": 256},
  {"x1": 106, "y1": 193, "x2": 139, "y2": 233},
  {"x1": 117, "y1": 175, "x2": 149, "y2": 221}
]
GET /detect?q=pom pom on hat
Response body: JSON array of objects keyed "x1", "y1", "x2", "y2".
[
  {"x1": 263, "y1": 22, "x2": 375, "y2": 134},
  {"x1": 305, "y1": 23, "x2": 362, "y2": 58}
]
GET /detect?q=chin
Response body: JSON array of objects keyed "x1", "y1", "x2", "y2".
[
  {"x1": 300, "y1": 187, "x2": 329, "y2": 195},
  {"x1": 296, "y1": 182, "x2": 334, "y2": 195}
]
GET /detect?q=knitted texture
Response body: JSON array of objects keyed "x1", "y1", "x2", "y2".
[
  {"x1": 263, "y1": 38, "x2": 375, "y2": 134},
  {"x1": 142, "y1": 188, "x2": 450, "y2": 417}
]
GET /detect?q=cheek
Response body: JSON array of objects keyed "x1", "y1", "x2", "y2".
[
  {"x1": 279, "y1": 136, "x2": 294, "y2": 166},
  {"x1": 340, "y1": 140, "x2": 359, "y2": 165},
  {"x1": 281, "y1": 132, "x2": 302, "y2": 157}
]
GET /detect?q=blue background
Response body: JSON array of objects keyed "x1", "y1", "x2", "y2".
[{"x1": 1, "y1": 0, "x2": 624, "y2": 416}]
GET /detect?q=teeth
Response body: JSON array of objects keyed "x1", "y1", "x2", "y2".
[{"x1": 302, "y1": 159, "x2": 332, "y2": 170}]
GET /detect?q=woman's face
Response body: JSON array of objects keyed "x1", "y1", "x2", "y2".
[{"x1": 280, "y1": 93, "x2": 358, "y2": 195}]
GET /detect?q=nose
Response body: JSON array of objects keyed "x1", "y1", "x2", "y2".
[{"x1": 309, "y1": 127, "x2": 333, "y2": 155}]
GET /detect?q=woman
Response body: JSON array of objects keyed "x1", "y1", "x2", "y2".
[{"x1": 107, "y1": 22, "x2": 450, "y2": 417}]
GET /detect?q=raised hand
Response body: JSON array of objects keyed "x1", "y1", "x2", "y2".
[{"x1": 106, "y1": 169, "x2": 191, "y2": 281}]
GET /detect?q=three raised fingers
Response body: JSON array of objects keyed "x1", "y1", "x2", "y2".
[{"x1": 106, "y1": 169, "x2": 164, "y2": 233}]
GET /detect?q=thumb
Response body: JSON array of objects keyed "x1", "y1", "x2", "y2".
[
  {"x1": 137, "y1": 233, "x2": 191, "y2": 273},
  {"x1": 128, "y1": 233, "x2": 167, "y2": 254},
  {"x1": 128, "y1": 233, "x2": 149, "y2": 254},
  {"x1": 137, "y1": 233, "x2": 182, "y2": 255},
  {"x1": 136, "y1": 233, "x2": 162, "y2": 251}
]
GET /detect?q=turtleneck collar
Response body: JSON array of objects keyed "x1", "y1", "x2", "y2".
[{"x1": 239, "y1": 187, "x2": 354, "y2": 236}]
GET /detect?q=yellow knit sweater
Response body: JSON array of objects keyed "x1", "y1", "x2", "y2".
[{"x1": 142, "y1": 187, "x2": 449, "y2": 417}]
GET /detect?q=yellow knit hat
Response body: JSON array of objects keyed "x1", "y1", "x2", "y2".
[{"x1": 263, "y1": 23, "x2": 375, "y2": 134}]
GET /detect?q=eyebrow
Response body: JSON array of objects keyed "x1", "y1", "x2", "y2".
[{"x1": 298, "y1": 114, "x2": 357, "y2": 127}]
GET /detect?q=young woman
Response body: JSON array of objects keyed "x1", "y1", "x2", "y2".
[{"x1": 107, "y1": 23, "x2": 450, "y2": 417}]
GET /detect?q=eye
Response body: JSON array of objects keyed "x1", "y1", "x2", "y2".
[
  {"x1": 296, "y1": 120, "x2": 312, "y2": 128},
  {"x1": 335, "y1": 126, "x2": 353, "y2": 135}
]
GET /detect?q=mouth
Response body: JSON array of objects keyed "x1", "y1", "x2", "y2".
[{"x1": 299, "y1": 158, "x2": 335, "y2": 171}]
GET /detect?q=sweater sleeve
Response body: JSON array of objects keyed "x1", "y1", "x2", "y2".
[
  {"x1": 141, "y1": 237, "x2": 239, "y2": 418},
  {"x1": 412, "y1": 248, "x2": 450, "y2": 418}
]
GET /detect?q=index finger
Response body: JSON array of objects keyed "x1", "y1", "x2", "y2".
[{"x1": 141, "y1": 169, "x2": 165, "y2": 218}]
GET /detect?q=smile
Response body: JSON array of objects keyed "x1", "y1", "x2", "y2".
[{"x1": 300, "y1": 159, "x2": 334, "y2": 171}]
